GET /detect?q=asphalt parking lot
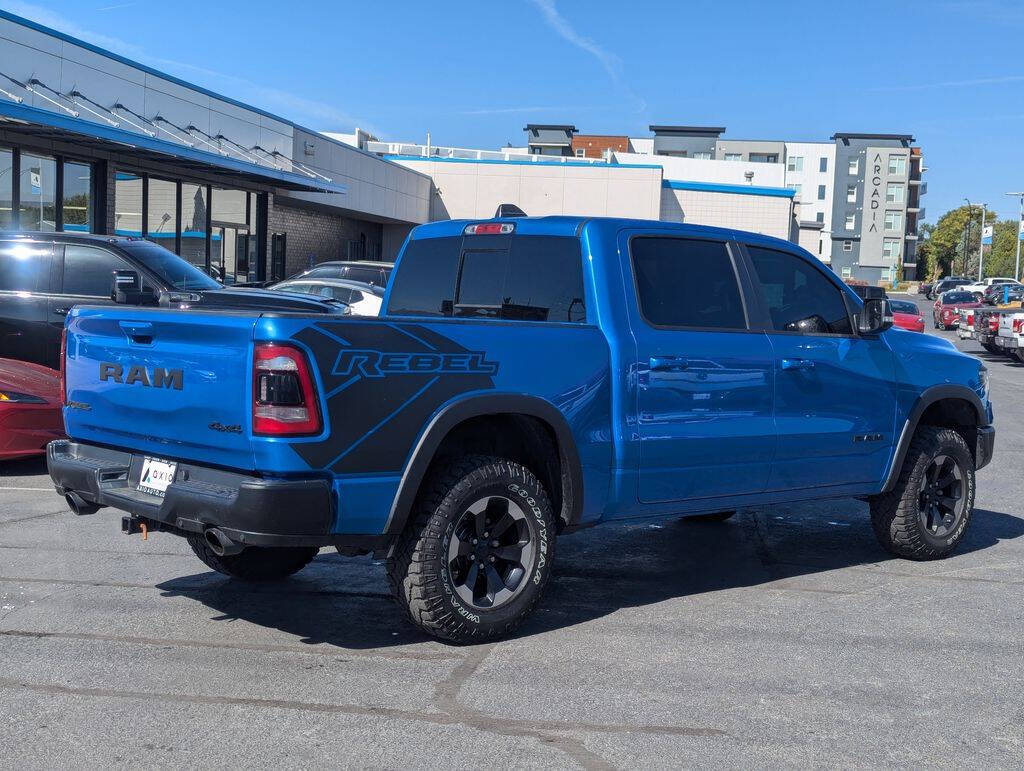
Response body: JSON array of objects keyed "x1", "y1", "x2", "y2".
[{"x1": 2, "y1": 293, "x2": 1022, "y2": 769}]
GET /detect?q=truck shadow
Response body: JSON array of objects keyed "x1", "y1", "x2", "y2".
[
  {"x1": 155, "y1": 502, "x2": 1024, "y2": 649},
  {"x1": 0, "y1": 456, "x2": 47, "y2": 477}
]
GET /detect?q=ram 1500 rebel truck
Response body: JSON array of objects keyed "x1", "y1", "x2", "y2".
[{"x1": 48, "y1": 217, "x2": 996, "y2": 642}]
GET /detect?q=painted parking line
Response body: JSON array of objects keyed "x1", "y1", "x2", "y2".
[{"x1": 0, "y1": 487, "x2": 53, "y2": 492}]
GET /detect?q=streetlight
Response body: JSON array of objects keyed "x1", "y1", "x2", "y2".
[
  {"x1": 963, "y1": 198, "x2": 973, "y2": 276},
  {"x1": 1005, "y1": 192, "x2": 1024, "y2": 281}
]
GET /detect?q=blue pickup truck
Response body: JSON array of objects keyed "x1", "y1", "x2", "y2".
[{"x1": 49, "y1": 217, "x2": 995, "y2": 641}]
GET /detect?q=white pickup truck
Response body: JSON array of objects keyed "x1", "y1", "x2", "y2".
[
  {"x1": 995, "y1": 310, "x2": 1024, "y2": 362},
  {"x1": 963, "y1": 277, "x2": 1017, "y2": 299}
]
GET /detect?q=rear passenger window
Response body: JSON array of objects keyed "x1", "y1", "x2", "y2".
[
  {"x1": 630, "y1": 237, "x2": 746, "y2": 329},
  {"x1": 0, "y1": 241, "x2": 49, "y2": 292},
  {"x1": 62, "y1": 245, "x2": 132, "y2": 297},
  {"x1": 746, "y1": 246, "x2": 852, "y2": 335}
]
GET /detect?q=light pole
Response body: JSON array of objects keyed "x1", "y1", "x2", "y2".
[
  {"x1": 978, "y1": 203, "x2": 987, "y2": 281},
  {"x1": 1006, "y1": 192, "x2": 1024, "y2": 281},
  {"x1": 963, "y1": 198, "x2": 973, "y2": 276}
]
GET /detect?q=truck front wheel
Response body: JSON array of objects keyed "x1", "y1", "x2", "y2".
[
  {"x1": 869, "y1": 426, "x2": 975, "y2": 560},
  {"x1": 387, "y1": 455, "x2": 555, "y2": 643},
  {"x1": 186, "y1": 534, "x2": 319, "y2": 580}
]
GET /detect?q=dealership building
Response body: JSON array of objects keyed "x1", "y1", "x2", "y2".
[
  {"x1": 0, "y1": 10, "x2": 923, "y2": 283},
  {"x1": 0, "y1": 10, "x2": 429, "y2": 282}
]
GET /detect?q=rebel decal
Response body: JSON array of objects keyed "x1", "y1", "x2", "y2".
[{"x1": 288, "y1": 321, "x2": 498, "y2": 474}]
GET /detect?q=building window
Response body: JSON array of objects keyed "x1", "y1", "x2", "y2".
[
  {"x1": 845, "y1": 213, "x2": 856, "y2": 230},
  {"x1": 841, "y1": 265, "x2": 852, "y2": 277},
  {"x1": 692, "y1": 151, "x2": 712, "y2": 160},
  {"x1": 19, "y1": 153, "x2": 57, "y2": 232},
  {"x1": 114, "y1": 171, "x2": 143, "y2": 237},
  {"x1": 788, "y1": 183, "x2": 802, "y2": 197},
  {"x1": 886, "y1": 183, "x2": 904, "y2": 204},
  {"x1": 817, "y1": 184, "x2": 826, "y2": 201},
  {"x1": 147, "y1": 178, "x2": 177, "y2": 248},
  {"x1": 212, "y1": 188, "x2": 250, "y2": 285},
  {"x1": 724, "y1": 153, "x2": 742, "y2": 161},
  {"x1": 749, "y1": 153, "x2": 778, "y2": 163},
  {"x1": 787, "y1": 156, "x2": 803, "y2": 172},
  {"x1": 181, "y1": 182, "x2": 209, "y2": 269},
  {"x1": 847, "y1": 185, "x2": 857, "y2": 203},
  {"x1": 884, "y1": 210, "x2": 903, "y2": 232},
  {"x1": 819, "y1": 157, "x2": 828, "y2": 173},
  {"x1": 61, "y1": 161, "x2": 92, "y2": 233},
  {"x1": 816, "y1": 211, "x2": 824, "y2": 223},
  {"x1": 842, "y1": 241, "x2": 853, "y2": 253},
  {"x1": 574, "y1": 148, "x2": 585, "y2": 158},
  {"x1": 848, "y1": 158, "x2": 859, "y2": 175},
  {"x1": 888, "y1": 155, "x2": 906, "y2": 176},
  {"x1": 883, "y1": 238, "x2": 901, "y2": 259},
  {"x1": 0, "y1": 147, "x2": 13, "y2": 229}
]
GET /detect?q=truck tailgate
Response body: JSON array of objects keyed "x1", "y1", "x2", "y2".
[{"x1": 64, "y1": 308, "x2": 258, "y2": 470}]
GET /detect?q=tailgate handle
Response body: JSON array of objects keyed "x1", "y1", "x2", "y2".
[{"x1": 119, "y1": 320, "x2": 154, "y2": 344}]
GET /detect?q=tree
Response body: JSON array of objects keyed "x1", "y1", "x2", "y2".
[
  {"x1": 984, "y1": 219, "x2": 1020, "y2": 279},
  {"x1": 923, "y1": 205, "x2": 995, "y2": 279}
]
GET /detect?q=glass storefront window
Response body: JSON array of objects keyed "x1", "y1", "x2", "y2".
[
  {"x1": 0, "y1": 148, "x2": 12, "y2": 229},
  {"x1": 19, "y1": 153, "x2": 56, "y2": 231},
  {"x1": 180, "y1": 183, "x2": 208, "y2": 269},
  {"x1": 62, "y1": 160, "x2": 92, "y2": 232},
  {"x1": 212, "y1": 188, "x2": 248, "y2": 284},
  {"x1": 114, "y1": 171, "x2": 143, "y2": 237},
  {"x1": 147, "y1": 178, "x2": 177, "y2": 248}
]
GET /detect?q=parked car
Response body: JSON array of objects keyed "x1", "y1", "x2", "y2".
[
  {"x1": 962, "y1": 277, "x2": 1017, "y2": 299},
  {"x1": 918, "y1": 280, "x2": 933, "y2": 297},
  {"x1": 50, "y1": 216, "x2": 994, "y2": 642},
  {"x1": 994, "y1": 309, "x2": 1024, "y2": 363},
  {"x1": 288, "y1": 260, "x2": 394, "y2": 288},
  {"x1": 927, "y1": 277, "x2": 970, "y2": 300},
  {"x1": 269, "y1": 278, "x2": 384, "y2": 316},
  {"x1": 0, "y1": 358, "x2": 63, "y2": 460},
  {"x1": 982, "y1": 281, "x2": 1024, "y2": 305},
  {"x1": 0, "y1": 232, "x2": 351, "y2": 369},
  {"x1": 889, "y1": 299, "x2": 925, "y2": 332},
  {"x1": 933, "y1": 290, "x2": 981, "y2": 330}
]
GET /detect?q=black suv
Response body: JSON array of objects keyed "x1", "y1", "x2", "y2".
[{"x1": 0, "y1": 232, "x2": 344, "y2": 370}]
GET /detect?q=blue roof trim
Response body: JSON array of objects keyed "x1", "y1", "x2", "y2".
[
  {"x1": 383, "y1": 154, "x2": 662, "y2": 170},
  {"x1": 0, "y1": 100, "x2": 348, "y2": 195},
  {"x1": 662, "y1": 179, "x2": 795, "y2": 198}
]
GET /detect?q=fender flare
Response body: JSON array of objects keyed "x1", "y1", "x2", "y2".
[
  {"x1": 881, "y1": 384, "x2": 988, "y2": 493},
  {"x1": 383, "y1": 393, "x2": 584, "y2": 536}
]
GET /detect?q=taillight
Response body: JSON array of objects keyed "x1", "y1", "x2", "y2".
[
  {"x1": 1014, "y1": 318, "x2": 1024, "y2": 334},
  {"x1": 252, "y1": 343, "x2": 321, "y2": 436},
  {"x1": 59, "y1": 328, "x2": 67, "y2": 406},
  {"x1": 990, "y1": 316, "x2": 1000, "y2": 332},
  {"x1": 967, "y1": 312, "x2": 974, "y2": 325}
]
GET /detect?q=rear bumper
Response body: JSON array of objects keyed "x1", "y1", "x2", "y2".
[
  {"x1": 993, "y1": 335, "x2": 1019, "y2": 348},
  {"x1": 46, "y1": 440, "x2": 383, "y2": 550},
  {"x1": 976, "y1": 425, "x2": 995, "y2": 471}
]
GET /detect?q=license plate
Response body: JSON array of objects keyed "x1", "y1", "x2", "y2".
[{"x1": 138, "y1": 457, "x2": 177, "y2": 497}]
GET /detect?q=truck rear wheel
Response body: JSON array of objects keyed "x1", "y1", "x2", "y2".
[
  {"x1": 186, "y1": 534, "x2": 319, "y2": 580},
  {"x1": 387, "y1": 455, "x2": 555, "y2": 643},
  {"x1": 869, "y1": 426, "x2": 975, "y2": 560}
]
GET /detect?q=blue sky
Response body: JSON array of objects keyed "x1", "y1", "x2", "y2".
[{"x1": 9, "y1": 0, "x2": 1024, "y2": 220}]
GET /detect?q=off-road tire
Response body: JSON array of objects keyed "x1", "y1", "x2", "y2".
[
  {"x1": 982, "y1": 342, "x2": 1001, "y2": 355},
  {"x1": 685, "y1": 510, "x2": 736, "y2": 523},
  {"x1": 186, "y1": 534, "x2": 318, "y2": 580},
  {"x1": 387, "y1": 455, "x2": 556, "y2": 643},
  {"x1": 1015, "y1": 349, "x2": 1024, "y2": 364},
  {"x1": 869, "y1": 426, "x2": 975, "y2": 560}
]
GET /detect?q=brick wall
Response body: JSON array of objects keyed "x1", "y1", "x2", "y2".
[
  {"x1": 267, "y1": 196, "x2": 384, "y2": 276},
  {"x1": 571, "y1": 135, "x2": 629, "y2": 159}
]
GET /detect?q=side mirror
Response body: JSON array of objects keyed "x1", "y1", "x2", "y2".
[
  {"x1": 111, "y1": 270, "x2": 156, "y2": 305},
  {"x1": 858, "y1": 298, "x2": 894, "y2": 335}
]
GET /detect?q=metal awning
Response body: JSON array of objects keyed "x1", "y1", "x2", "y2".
[{"x1": 0, "y1": 100, "x2": 348, "y2": 195}]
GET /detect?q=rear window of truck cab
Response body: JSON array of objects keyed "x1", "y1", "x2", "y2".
[{"x1": 388, "y1": 234, "x2": 586, "y2": 323}]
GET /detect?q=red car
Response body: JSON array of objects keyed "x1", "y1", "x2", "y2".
[
  {"x1": 932, "y1": 291, "x2": 982, "y2": 331},
  {"x1": 0, "y1": 358, "x2": 64, "y2": 460},
  {"x1": 889, "y1": 299, "x2": 925, "y2": 332}
]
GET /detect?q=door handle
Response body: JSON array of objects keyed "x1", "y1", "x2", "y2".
[
  {"x1": 53, "y1": 307, "x2": 70, "y2": 316},
  {"x1": 650, "y1": 356, "x2": 689, "y2": 372},
  {"x1": 780, "y1": 358, "x2": 815, "y2": 371}
]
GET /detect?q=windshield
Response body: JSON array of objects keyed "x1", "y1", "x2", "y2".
[
  {"x1": 302, "y1": 264, "x2": 386, "y2": 285},
  {"x1": 889, "y1": 300, "x2": 918, "y2": 314},
  {"x1": 942, "y1": 292, "x2": 975, "y2": 304},
  {"x1": 119, "y1": 241, "x2": 221, "y2": 291}
]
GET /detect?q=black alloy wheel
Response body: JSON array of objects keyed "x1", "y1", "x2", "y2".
[
  {"x1": 917, "y1": 454, "x2": 967, "y2": 539},
  {"x1": 446, "y1": 494, "x2": 536, "y2": 610}
]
